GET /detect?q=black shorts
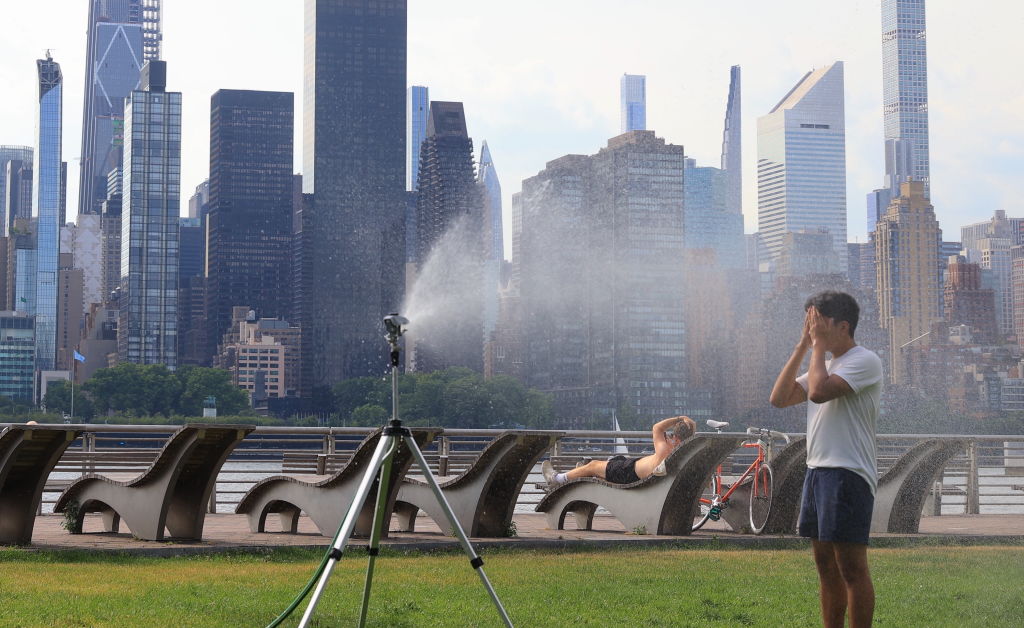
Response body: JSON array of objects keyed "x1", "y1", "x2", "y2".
[
  {"x1": 798, "y1": 467, "x2": 874, "y2": 545},
  {"x1": 604, "y1": 456, "x2": 641, "y2": 484}
]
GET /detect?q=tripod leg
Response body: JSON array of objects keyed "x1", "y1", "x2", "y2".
[
  {"x1": 405, "y1": 436, "x2": 515, "y2": 627},
  {"x1": 357, "y1": 440, "x2": 396, "y2": 628},
  {"x1": 298, "y1": 434, "x2": 397, "y2": 628}
]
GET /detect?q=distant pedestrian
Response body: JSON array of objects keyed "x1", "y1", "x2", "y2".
[{"x1": 770, "y1": 291, "x2": 883, "y2": 628}]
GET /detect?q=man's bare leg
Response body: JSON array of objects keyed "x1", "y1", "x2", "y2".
[
  {"x1": 812, "y1": 540, "x2": 847, "y2": 628},
  {"x1": 833, "y1": 541, "x2": 874, "y2": 628},
  {"x1": 565, "y1": 460, "x2": 607, "y2": 481}
]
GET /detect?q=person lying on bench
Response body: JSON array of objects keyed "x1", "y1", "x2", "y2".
[{"x1": 542, "y1": 416, "x2": 695, "y2": 488}]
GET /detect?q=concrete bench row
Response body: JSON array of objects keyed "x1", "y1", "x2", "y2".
[{"x1": 0, "y1": 424, "x2": 966, "y2": 545}]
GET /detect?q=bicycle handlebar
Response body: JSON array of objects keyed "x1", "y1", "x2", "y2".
[{"x1": 745, "y1": 426, "x2": 792, "y2": 444}]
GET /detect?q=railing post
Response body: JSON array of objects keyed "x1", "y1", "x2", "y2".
[
  {"x1": 967, "y1": 440, "x2": 980, "y2": 515},
  {"x1": 438, "y1": 436, "x2": 450, "y2": 476},
  {"x1": 316, "y1": 454, "x2": 327, "y2": 475},
  {"x1": 208, "y1": 484, "x2": 218, "y2": 514}
]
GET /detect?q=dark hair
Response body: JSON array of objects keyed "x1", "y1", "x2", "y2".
[{"x1": 804, "y1": 291, "x2": 859, "y2": 337}]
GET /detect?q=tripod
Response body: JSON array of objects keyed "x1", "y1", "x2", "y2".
[{"x1": 297, "y1": 315, "x2": 514, "y2": 628}]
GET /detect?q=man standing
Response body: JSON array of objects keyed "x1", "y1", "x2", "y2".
[{"x1": 770, "y1": 291, "x2": 883, "y2": 628}]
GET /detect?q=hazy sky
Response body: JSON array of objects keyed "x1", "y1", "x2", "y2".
[{"x1": 1, "y1": 0, "x2": 1021, "y2": 257}]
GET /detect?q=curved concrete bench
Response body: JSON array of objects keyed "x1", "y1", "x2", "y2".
[
  {"x1": 871, "y1": 438, "x2": 967, "y2": 534},
  {"x1": 55, "y1": 424, "x2": 252, "y2": 541},
  {"x1": 394, "y1": 430, "x2": 563, "y2": 537},
  {"x1": 535, "y1": 434, "x2": 745, "y2": 536},
  {"x1": 236, "y1": 426, "x2": 440, "y2": 537},
  {"x1": 761, "y1": 437, "x2": 807, "y2": 535},
  {"x1": 0, "y1": 425, "x2": 81, "y2": 545}
]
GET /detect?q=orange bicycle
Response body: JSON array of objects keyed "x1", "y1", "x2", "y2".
[{"x1": 691, "y1": 420, "x2": 789, "y2": 534}]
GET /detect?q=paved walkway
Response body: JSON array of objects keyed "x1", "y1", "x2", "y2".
[{"x1": 15, "y1": 513, "x2": 1024, "y2": 556}]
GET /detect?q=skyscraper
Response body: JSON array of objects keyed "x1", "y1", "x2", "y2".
[
  {"x1": 720, "y1": 65, "x2": 742, "y2": 215},
  {"x1": 882, "y1": 0, "x2": 930, "y2": 196},
  {"x1": 205, "y1": 90, "x2": 294, "y2": 363},
  {"x1": 1, "y1": 146, "x2": 33, "y2": 235},
  {"x1": 303, "y1": 0, "x2": 406, "y2": 386},
  {"x1": 3, "y1": 154, "x2": 33, "y2": 237},
  {"x1": 407, "y1": 85, "x2": 429, "y2": 192},
  {"x1": 519, "y1": 132, "x2": 687, "y2": 426},
  {"x1": 478, "y1": 140, "x2": 503, "y2": 336},
  {"x1": 412, "y1": 101, "x2": 484, "y2": 372},
  {"x1": 33, "y1": 53, "x2": 63, "y2": 373},
  {"x1": 683, "y1": 158, "x2": 744, "y2": 268},
  {"x1": 619, "y1": 74, "x2": 646, "y2": 133},
  {"x1": 757, "y1": 62, "x2": 847, "y2": 272},
  {"x1": 78, "y1": 0, "x2": 158, "y2": 217},
  {"x1": 875, "y1": 180, "x2": 941, "y2": 384},
  {"x1": 118, "y1": 61, "x2": 180, "y2": 368}
]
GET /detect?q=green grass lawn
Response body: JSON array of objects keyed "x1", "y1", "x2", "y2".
[{"x1": 1, "y1": 544, "x2": 1022, "y2": 627}]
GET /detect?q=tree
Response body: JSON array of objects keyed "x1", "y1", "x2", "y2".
[
  {"x1": 350, "y1": 403, "x2": 388, "y2": 426},
  {"x1": 42, "y1": 381, "x2": 96, "y2": 420},
  {"x1": 176, "y1": 366, "x2": 250, "y2": 417},
  {"x1": 83, "y1": 363, "x2": 185, "y2": 417}
]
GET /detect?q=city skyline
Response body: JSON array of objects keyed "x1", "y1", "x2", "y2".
[{"x1": 0, "y1": 1, "x2": 1021, "y2": 256}]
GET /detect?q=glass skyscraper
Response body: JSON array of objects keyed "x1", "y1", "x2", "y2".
[
  {"x1": 882, "y1": 0, "x2": 930, "y2": 196},
  {"x1": 720, "y1": 65, "x2": 742, "y2": 215},
  {"x1": 757, "y1": 61, "x2": 847, "y2": 272},
  {"x1": 619, "y1": 74, "x2": 646, "y2": 133},
  {"x1": 119, "y1": 61, "x2": 180, "y2": 368},
  {"x1": 205, "y1": 89, "x2": 294, "y2": 362},
  {"x1": 302, "y1": 0, "x2": 407, "y2": 386},
  {"x1": 406, "y1": 85, "x2": 429, "y2": 192},
  {"x1": 1, "y1": 146, "x2": 33, "y2": 235},
  {"x1": 478, "y1": 140, "x2": 503, "y2": 336},
  {"x1": 79, "y1": 0, "x2": 159, "y2": 217},
  {"x1": 33, "y1": 54, "x2": 63, "y2": 372}
]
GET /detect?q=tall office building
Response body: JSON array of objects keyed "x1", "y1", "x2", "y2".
[
  {"x1": 757, "y1": 62, "x2": 847, "y2": 272},
  {"x1": 519, "y1": 131, "x2": 687, "y2": 426},
  {"x1": 619, "y1": 74, "x2": 646, "y2": 133},
  {"x1": 961, "y1": 210, "x2": 1024, "y2": 254},
  {"x1": 188, "y1": 179, "x2": 209, "y2": 220},
  {"x1": 118, "y1": 61, "x2": 180, "y2": 368},
  {"x1": 407, "y1": 85, "x2": 429, "y2": 191},
  {"x1": 78, "y1": 0, "x2": 155, "y2": 217},
  {"x1": 1, "y1": 146, "x2": 33, "y2": 235},
  {"x1": 875, "y1": 180, "x2": 941, "y2": 384},
  {"x1": 882, "y1": 0, "x2": 930, "y2": 197},
  {"x1": 0, "y1": 311, "x2": 35, "y2": 403},
  {"x1": 478, "y1": 141, "x2": 502, "y2": 336},
  {"x1": 60, "y1": 217, "x2": 103, "y2": 312},
  {"x1": 303, "y1": 0, "x2": 406, "y2": 386},
  {"x1": 205, "y1": 90, "x2": 294, "y2": 363},
  {"x1": 720, "y1": 65, "x2": 742, "y2": 215},
  {"x1": 683, "y1": 158, "x2": 744, "y2": 268},
  {"x1": 413, "y1": 101, "x2": 484, "y2": 372},
  {"x1": 3, "y1": 156, "x2": 33, "y2": 237},
  {"x1": 944, "y1": 255, "x2": 997, "y2": 344},
  {"x1": 32, "y1": 53, "x2": 63, "y2": 373}
]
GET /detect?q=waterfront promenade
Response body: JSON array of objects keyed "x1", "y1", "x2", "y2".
[{"x1": 21, "y1": 512, "x2": 1024, "y2": 556}]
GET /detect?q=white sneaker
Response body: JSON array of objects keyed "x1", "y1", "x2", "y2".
[
  {"x1": 542, "y1": 460, "x2": 557, "y2": 486},
  {"x1": 653, "y1": 460, "x2": 667, "y2": 476}
]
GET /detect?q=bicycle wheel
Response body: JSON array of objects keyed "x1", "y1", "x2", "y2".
[
  {"x1": 748, "y1": 464, "x2": 774, "y2": 534},
  {"x1": 692, "y1": 475, "x2": 719, "y2": 531}
]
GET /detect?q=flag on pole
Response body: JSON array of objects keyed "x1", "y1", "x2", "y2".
[{"x1": 73, "y1": 350, "x2": 86, "y2": 363}]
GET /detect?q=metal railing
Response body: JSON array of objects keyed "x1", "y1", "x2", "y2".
[{"x1": 11, "y1": 423, "x2": 1023, "y2": 517}]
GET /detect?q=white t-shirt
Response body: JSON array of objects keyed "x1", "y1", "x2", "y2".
[{"x1": 796, "y1": 345, "x2": 883, "y2": 494}]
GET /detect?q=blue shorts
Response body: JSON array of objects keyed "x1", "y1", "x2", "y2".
[{"x1": 798, "y1": 467, "x2": 874, "y2": 545}]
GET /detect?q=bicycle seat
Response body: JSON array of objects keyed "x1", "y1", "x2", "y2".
[{"x1": 706, "y1": 420, "x2": 730, "y2": 430}]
